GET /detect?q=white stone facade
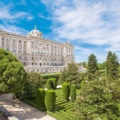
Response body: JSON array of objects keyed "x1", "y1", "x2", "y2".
[{"x1": 0, "y1": 26, "x2": 74, "y2": 73}]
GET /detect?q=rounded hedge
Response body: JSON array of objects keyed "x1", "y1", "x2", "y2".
[
  {"x1": 36, "y1": 88, "x2": 46, "y2": 111},
  {"x1": 62, "y1": 82, "x2": 70, "y2": 100},
  {"x1": 70, "y1": 85, "x2": 76, "y2": 102},
  {"x1": 45, "y1": 90, "x2": 56, "y2": 111}
]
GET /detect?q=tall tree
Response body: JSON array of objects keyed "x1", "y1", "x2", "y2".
[
  {"x1": 88, "y1": 54, "x2": 98, "y2": 80},
  {"x1": 106, "y1": 51, "x2": 112, "y2": 76},
  {"x1": 106, "y1": 51, "x2": 119, "y2": 79}
]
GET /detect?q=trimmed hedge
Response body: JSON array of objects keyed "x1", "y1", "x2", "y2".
[
  {"x1": 51, "y1": 78, "x2": 57, "y2": 89},
  {"x1": 45, "y1": 90, "x2": 56, "y2": 111},
  {"x1": 46, "y1": 78, "x2": 57, "y2": 89},
  {"x1": 40, "y1": 73, "x2": 61, "y2": 81},
  {"x1": 46, "y1": 79, "x2": 52, "y2": 90},
  {"x1": 62, "y1": 83, "x2": 70, "y2": 100},
  {"x1": 70, "y1": 85, "x2": 76, "y2": 102},
  {"x1": 36, "y1": 88, "x2": 46, "y2": 111}
]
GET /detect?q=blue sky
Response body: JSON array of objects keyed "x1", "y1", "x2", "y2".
[{"x1": 0, "y1": 0, "x2": 120, "y2": 63}]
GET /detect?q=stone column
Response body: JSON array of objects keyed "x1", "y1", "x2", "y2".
[
  {"x1": 10, "y1": 39, "x2": 12, "y2": 52},
  {"x1": 16, "y1": 40, "x2": 18, "y2": 53}
]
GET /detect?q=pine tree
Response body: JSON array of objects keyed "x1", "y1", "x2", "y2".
[
  {"x1": 88, "y1": 54, "x2": 98, "y2": 80},
  {"x1": 106, "y1": 51, "x2": 119, "y2": 79},
  {"x1": 106, "y1": 51, "x2": 112, "y2": 76}
]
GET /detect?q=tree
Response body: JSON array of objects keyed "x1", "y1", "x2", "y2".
[
  {"x1": 59, "y1": 62, "x2": 80, "y2": 87},
  {"x1": 75, "y1": 77, "x2": 119, "y2": 120},
  {"x1": 106, "y1": 51, "x2": 119, "y2": 80},
  {"x1": 16, "y1": 72, "x2": 44, "y2": 99},
  {"x1": 88, "y1": 54, "x2": 98, "y2": 80},
  {"x1": 106, "y1": 51, "x2": 112, "y2": 76},
  {"x1": 0, "y1": 49, "x2": 26, "y2": 94}
]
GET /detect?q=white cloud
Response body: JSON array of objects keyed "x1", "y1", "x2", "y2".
[
  {"x1": 42, "y1": 0, "x2": 120, "y2": 62},
  {"x1": 27, "y1": 16, "x2": 34, "y2": 20},
  {"x1": 0, "y1": 24, "x2": 28, "y2": 35},
  {"x1": 0, "y1": 4, "x2": 26, "y2": 21},
  {"x1": 0, "y1": 2, "x2": 31, "y2": 35},
  {"x1": 42, "y1": 0, "x2": 120, "y2": 47}
]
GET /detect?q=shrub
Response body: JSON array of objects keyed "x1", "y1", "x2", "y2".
[
  {"x1": 15, "y1": 72, "x2": 44, "y2": 99},
  {"x1": 62, "y1": 82, "x2": 70, "y2": 100},
  {"x1": 45, "y1": 90, "x2": 56, "y2": 111},
  {"x1": 0, "y1": 49, "x2": 26, "y2": 94},
  {"x1": 36, "y1": 88, "x2": 46, "y2": 111},
  {"x1": 70, "y1": 85, "x2": 76, "y2": 102},
  {"x1": 50, "y1": 78, "x2": 57, "y2": 89},
  {"x1": 40, "y1": 73, "x2": 61, "y2": 82},
  {"x1": 80, "y1": 80, "x2": 86, "y2": 90},
  {"x1": 46, "y1": 79, "x2": 52, "y2": 90}
]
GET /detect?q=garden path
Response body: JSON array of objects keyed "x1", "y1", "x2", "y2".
[{"x1": 0, "y1": 99, "x2": 56, "y2": 120}]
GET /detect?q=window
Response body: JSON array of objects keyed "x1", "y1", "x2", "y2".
[{"x1": 6, "y1": 48, "x2": 9, "y2": 51}]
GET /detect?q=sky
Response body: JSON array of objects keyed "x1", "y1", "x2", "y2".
[{"x1": 0, "y1": 0, "x2": 120, "y2": 63}]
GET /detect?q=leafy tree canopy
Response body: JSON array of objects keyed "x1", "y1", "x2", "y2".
[
  {"x1": 59, "y1": 62, "x2": 80, "y2": 87},
  {"x1": 0, "y1": 49, "x2": 26, "y2": 94}
]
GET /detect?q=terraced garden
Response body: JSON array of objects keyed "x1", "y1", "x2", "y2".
[{"x1": 24, "y1": 88, "x2": 80, "y2": 120}]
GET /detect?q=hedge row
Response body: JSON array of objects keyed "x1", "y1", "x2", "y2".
[
  {"x1": 40, "y1": 73, "x2": 61, "y2": 81},
  {"x1": 46, "y1": 78, "x2": 57, "y2": 90},
  {"x1": 62, "y1": 83, "x2": 76, "y2": 102},
  {"x1": 36, "y1": 88, "x2": 46, "y2": 111},
  {"x1": 45, "y1": 90, "x2": 56, "y2": 111},
  {"x1": 36, "y1": 89, "x2": 56, "y2": 112},
  {"x1": 70, "y1": 85, "x2": 76, "y2": 102},
  {"x1": 62, "y1": 83, "x2": 70, "y2": 100}
]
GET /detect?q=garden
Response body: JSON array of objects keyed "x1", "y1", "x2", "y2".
[{"x1": 0, "y1": 49, "x2": 120, "y2": 120}]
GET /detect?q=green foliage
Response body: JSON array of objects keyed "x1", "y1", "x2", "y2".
[
  {"x1": 59, "y1": 62, "x2": 80, "y2": 87},
  {"x1": 0, "y1": 49, "x2": 26, "y2": 94},
  {"x1": 46, "y1": 79, "x2": 52, "y2": 90},
  {"x1": 41, "y1": 73, "x2": 61, "y2": 82},
  {"x1": 78, "y1": 62, "x2": 88, "y2": 68},
  {"x1": 36, "y1": 88, "x2": 46, "y2": 111},
  {"x1": 80, "y1": 80, "x2": 86, "y2": 90},
  {"x1": 75, "y1": 77, "x2": 120, "y2": 120},
  {"x1": 62, "y1": 82, "x2": 70, "y2": 100},
  {"x1": 15, "y1": 72, "x2": 44, "y2": 99},
  {"x1": 88, "y1": 54, "x2": 98, "y2": 80},
  {"x1": 98, "y1": 62, "x2": 106, "y2": 70},
  {"x1": 78, "y1": 73, "x2": 87, "y2": 89},
  {"x1": 70, "y1": 85, "x2": 76, "y2": 102},
  {"x1": 45, "y1": 90, "x2": 56, "y2": 111},
  {"x1": 51, "y1": 78, "x2": 57, "y2": 89},
  {"x1": 46, "y1": 78, "x2": 57, "y2": 90},
  {"x1": 106, "y1": 51, "x2": 119, "y2": 80}
]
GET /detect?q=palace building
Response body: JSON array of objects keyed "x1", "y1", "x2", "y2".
[{"x1": 0, "y1": 26, "x2": 74, "y2": 73}]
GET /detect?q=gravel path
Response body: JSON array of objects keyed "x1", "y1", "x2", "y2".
[{"x1": 0, "y1": 99, "x2": 56, "y2": 120}]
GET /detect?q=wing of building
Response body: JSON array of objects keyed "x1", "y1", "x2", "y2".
[{"x1": 0, "y1": 26, "x2": 74, "y2": 73}]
